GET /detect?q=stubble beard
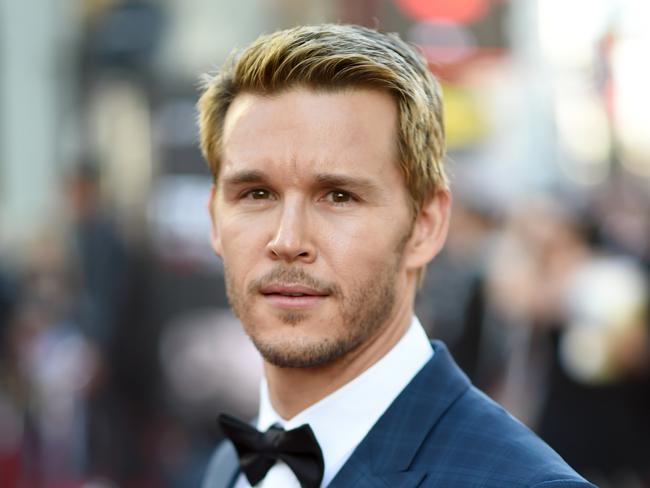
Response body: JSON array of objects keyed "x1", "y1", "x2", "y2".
[{"x1": 224, "y1": 255, "x2": 402, "y2": 369}]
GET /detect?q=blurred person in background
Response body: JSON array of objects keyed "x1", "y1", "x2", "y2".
[
  {"x1": 2, "y1": 230, "x2": 99, "y2": 484},
  {"x1": 485, "y1": 192, "x2": 650, "y2": 487},
  {"x1": 66, "y1": 163, "x2": 128, "y2": 350},
  {"x1": 0, "y1": 264, "x2": 19, "y2": 350},
  {"x1": 415, "y1": 193, "x2": 499, "y2": 387},
  {"x1": 0, "y1": 164, "x2": 134, "y2": 486},
  {"x1": 65, "y1": 163, "x2": 132, "y2": 481},
  {"x1": 198, "y1": 24, "x2": 594, "y2": 488},
  {"x1": 0, "y1": 264, "x2": 22, "y2": 486}
]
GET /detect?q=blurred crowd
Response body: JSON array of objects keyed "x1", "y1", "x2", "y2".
[
  {"x1": 1, "y1": 0, "x2": 649, "y2": 487},
  {"x1": 416, "y1": 172, "x2": 650, "y2": 487}
]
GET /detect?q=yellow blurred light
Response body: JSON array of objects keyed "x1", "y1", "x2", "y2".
[{"x1": 442, "y1": 83, "x2": 487, "y2": 149}]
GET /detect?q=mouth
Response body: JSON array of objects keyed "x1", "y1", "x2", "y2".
[{"x1": 259, "y1": 283, "x2": 329, "y2": 309}]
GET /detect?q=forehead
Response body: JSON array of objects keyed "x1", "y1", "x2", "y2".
[{"x1": 220, "y1": 87, "x2": 400, "y2": 182}]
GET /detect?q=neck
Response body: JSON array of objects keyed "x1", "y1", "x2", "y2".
[{"x1": 263, "y1": 288, "x2": 415, "y2": 420}]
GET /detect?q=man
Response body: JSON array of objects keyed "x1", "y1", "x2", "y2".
[{"x1": 198, "y1": 24, "x2": 595, "y2": 488}]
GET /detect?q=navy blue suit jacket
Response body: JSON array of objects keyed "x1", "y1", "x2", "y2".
[{"x1": 202, "y1": 341, "x2": 596, "y2": 487}]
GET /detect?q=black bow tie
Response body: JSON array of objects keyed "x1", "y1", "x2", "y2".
[{"x1": 218, "y1": 413, "x2": 324, "y2": 488}]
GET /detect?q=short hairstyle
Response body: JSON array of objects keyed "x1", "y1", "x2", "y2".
[{"x1": 197, "y1": 24, "x2": 447, "y2": 215}]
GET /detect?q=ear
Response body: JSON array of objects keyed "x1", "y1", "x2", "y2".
[
  {"x1": 207, "y1": 184, "x2": 223, "y2": 258},
  {"x1": 404, "y1": 189, "x2": 451, "y2": 270}
]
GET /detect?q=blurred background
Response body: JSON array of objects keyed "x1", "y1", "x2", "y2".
[{"x1": 1, "y1": 0, "x2": 649, "y2": 486}]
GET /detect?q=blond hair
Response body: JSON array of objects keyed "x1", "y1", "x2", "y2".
[{"x1": 197, "y1": 24, "x2": 447, "y2": 215}]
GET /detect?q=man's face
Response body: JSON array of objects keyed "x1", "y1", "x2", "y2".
[{"x1": 209, "y1": 87, "x2": 426, "y2": 368}]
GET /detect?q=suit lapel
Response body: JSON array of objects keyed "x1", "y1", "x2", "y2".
[{"x1": 328, "y1": 341, "x2": 470, "y2": 487}]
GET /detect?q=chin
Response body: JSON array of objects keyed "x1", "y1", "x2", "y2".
[{"x1": 249, "y1": 331, "x2": 359, "y2": 369}]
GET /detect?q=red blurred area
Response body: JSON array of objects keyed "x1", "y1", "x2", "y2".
[{"x1": 394, "y1": 0, "x2": 490, "y2": 23}]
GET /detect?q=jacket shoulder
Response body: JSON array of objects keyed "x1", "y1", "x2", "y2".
[
  {"x1": 202, "y1": 440, "x2": 239, "y2": 488},
  {"x1": 415, "y1": 386, "x2": 597, "y2": 487}
]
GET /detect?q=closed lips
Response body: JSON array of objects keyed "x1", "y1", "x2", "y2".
[{"x1": 260, "y1": 285, "x2": 328, "y2": 297}]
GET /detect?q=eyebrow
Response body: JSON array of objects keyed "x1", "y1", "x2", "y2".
[
  {"x1": 220, "y1": 169, "x2": 381, "y2": 195},
  {"x1": 221, "y1": 170, "x2": 269, "y2": 187},
  {"x1": 314, "y1": 173, "x2": 381, "y2": 195}
]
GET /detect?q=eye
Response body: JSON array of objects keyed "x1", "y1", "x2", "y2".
[
  {"x1": 326, "y1": 190, "x2": 353, "y2": 204},
  {"x1": 244, "y1": 189, "x2": 272, "y2": 200}
]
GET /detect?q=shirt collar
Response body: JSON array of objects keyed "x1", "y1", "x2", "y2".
[{"x1": 256, "y1": 316, "x2": 433, "y2": 486}]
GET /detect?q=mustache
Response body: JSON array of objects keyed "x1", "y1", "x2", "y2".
[{"x1": 248, "y1": 267, "x2": 341, "y2": 297}]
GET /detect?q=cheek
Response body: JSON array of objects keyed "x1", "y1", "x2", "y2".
[
  {"x1": 220, "y1": 215, "x2": 266, "y2": 252},
  {"x1": 321, "y1": 221, "x2": 403, "y2": 274},
  {"x1": 219, "y1": 221, "x2": 265, "y2": 281}
]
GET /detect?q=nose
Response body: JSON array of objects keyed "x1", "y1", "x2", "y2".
[{"x1": 266, "y1": 198, "x2": 317, "y2": 264}]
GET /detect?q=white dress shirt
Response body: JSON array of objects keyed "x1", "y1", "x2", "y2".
[{"x1": 234, "y1": 316, "x2": 433, "y2": 488}]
